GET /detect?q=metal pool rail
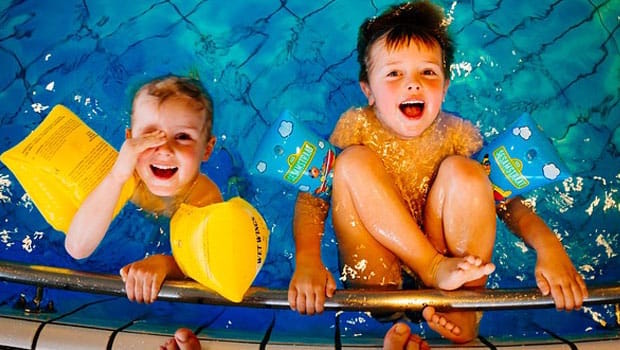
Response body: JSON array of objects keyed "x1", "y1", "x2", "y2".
[{"x1": 1, "y1": 260, "x2": 618, "y2": 312}]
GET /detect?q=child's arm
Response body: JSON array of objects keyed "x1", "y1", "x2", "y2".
[
  {"x1": 499, "y1": 197, "x2": 588, "y2": 310},
  {"x1": 288, "y1": 192, "x2": 337, "y2": 315},
  {"x1": 65, "y1": 130, "x2": 166, "y2": 259},
  {"x1": 119, "y1": 254, "x2": 186, "y2": 303}
]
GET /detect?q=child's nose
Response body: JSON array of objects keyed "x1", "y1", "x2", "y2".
[{"x1": 407, "y1": 79, "x2": 421, "y2": 91}]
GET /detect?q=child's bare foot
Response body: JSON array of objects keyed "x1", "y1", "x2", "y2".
[
  {"x1": 383, "y1": 323, "x2": 430, "y2": 350},
  {"x1": 159, "y1": 328, "x2": 201, "y2": 350},
  {"x1": 422, "y1": 306, "x2": 478, "y2": 344},
  {"x1": 433, "y1": 255, "x2": 495, "y2": 291}
]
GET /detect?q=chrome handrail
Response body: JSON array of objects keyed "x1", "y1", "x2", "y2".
[{"x1": 1, "y1": 260, "x2": 618, "y2": 312}]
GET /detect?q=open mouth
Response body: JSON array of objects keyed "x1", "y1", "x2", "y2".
[
  {"x1": 399, "y1": 101, "x2": 424, "y2": 119},
  {"x1": 150, "y1": 164, "x2": 178, "y2": 179}
]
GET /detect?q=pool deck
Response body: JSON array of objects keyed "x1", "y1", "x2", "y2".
[
  {"x1": 1, "y1": 287, "x2": 618, "y2": 349},
  {"x1": 1, "y1": 313, "x2": 619, "y2": 349}
]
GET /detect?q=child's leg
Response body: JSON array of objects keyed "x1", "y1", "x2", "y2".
[
  {"x1": 422, "y1": 155, "x2": 496, "y2": 343},
  {"x1": 424, "y1": 154, "x2": 497, "y2": 285},
  {"x1": 331, "y1": 146, "x2": 493, "y2": 289},
  {"x1": 331, "y1": 148, "x2": 403, "y2": 288}
]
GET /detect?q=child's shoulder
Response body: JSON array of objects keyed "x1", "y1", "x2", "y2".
[
  {"x1": 336, "y1": 106, "x2": 379, "y2": 129},
  {"x1": 339, "y1": 106, "x2": 369, "y2": 120},
  {"x1": 438, "y1": 111, "x2": 479, "y2": 132},
  {"x1": 330, "y1": 106, "x2": 373, "y2": 146},
  {"x1": 438, "y1": 111, "x2": 483, "y2": 155},
  {"x1": 186, "y1": 173, "x2": 223, "y2": 207}
]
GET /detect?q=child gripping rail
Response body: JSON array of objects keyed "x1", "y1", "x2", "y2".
[
  {"x1": 1, "y1": 75, "x2": 269, "y2": 304},
  {"x1": 285, "y1": 1, "x2": 587, "y2": 344}
]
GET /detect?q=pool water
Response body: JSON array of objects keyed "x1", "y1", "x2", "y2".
[{"x1": 0, "y1": 0, "x2": 618, "y2": 346}]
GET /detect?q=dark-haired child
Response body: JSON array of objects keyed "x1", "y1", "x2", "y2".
[{"x1": 288, "y1": 1, "x2": 586, "y2": 343}]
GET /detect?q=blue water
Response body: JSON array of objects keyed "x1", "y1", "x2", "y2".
[{"x1": 0, "y1": 0, "x2": 618, "y2": 346}]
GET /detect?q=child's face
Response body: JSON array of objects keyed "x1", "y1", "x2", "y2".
[
  {"x1": 361, "y1": 37, "x2": 449, "y2": 138},
  {"x1": 130, "y1": 93, "x2": 214, "y2": 197}
]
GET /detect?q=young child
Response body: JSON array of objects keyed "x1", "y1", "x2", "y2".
[
  {"x1": 288, "y1": 1, "x2": 587, "y2": 343},
  {"x1": 65, "y1": 75, "x2": 223, "y2": 303}
]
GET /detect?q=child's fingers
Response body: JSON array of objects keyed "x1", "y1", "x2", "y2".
[
  {"x1": 303, "y1": 291, "x2": 318, "y2": 315},
  {"x1": 119, "y1": 266, "x2": 128, "y2": 282},
  {"x1": 149, "y1": 276, "x2": 162, "y2": 303},
  {"x1": 130, "y1": 130, "x2": 167, "y2": 152},
  {"x1": 304, "y1": 293, "x2": 317, "y2": 315},
  {"x1": 535, "y1": 272, "x2": 551, "y2": 296},
  {"x1": 312, "y1": 288, "x2": 325, "y2": 314},
  {"x1": 326, "y1": 274, "x2": 337, "y2": 297},
  {"x1": 287, "y1": 287, "x2": 297, "y2": 310},
  {"x1": 550, "y1": 284, "x2": 565, "y2": 310},
  {"x1": 314, "y1": 295, "x2": 325, "y2": 314},
  {"x1": 562, "y1": 276, "x2": 585, "y2": 310},
  {"x1": 124, "y1": 273, "x2": 136, "y2": 301},
  {"x1": 576, "y1": 274, "x2": 588, "y2": 298},
  {"x1": 296, "y1": 293, "x2": 307, "y2": 314},
  {"x1": 562, "y1": 285, "x2": 576, "y2": 310},
  {"x1": 570, "y1": 281, "x2": 585, "y2": 309},
  {"x1": 131, "y1": 276, "x2": 144, "y2": 303}
]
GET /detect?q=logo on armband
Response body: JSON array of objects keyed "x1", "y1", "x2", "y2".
[
  {"x1": 493, "y1": 146, "x2": 529, "y2": 189},
  {"x1": 284, "y1": 141, "x2": 316, "y2": 184}
]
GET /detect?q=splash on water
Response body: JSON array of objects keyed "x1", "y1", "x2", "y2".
[
  {"x1": 31, "y1": 103, "x2": 49, "y2": 114},
  {"x1": 595, "y1": 234, "x2": 616, "y2": 259},
  {"x1": 582, "y1": 306, "x2": 607, "y2": 328},
  {"x1": 0, "y1": 228, "x2": 16, "y2": 247},
  {"x1": 0, "y1": 175, "x2": 12, "y2": 203}
]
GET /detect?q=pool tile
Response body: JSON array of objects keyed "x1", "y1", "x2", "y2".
[
  {"x1": 35, "y1": 323, "x2": 113, "y2": 349},
  {"x1": 0, "y1": 316, "x2": 40, "y2": 349}
]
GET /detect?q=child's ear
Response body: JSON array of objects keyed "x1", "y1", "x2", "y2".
[
  {"x1": 360, "y1": 81, "x2": 375, "y2": 106},
  {"x1": 442, "y1": 79, "x2": 450, "y2": 100},
  {"x1": 202, "y1": 136, "x2": 216, "y2": 161},
  {"x1": 125, "y1": 128, "x2": 132, "y2": 139}
]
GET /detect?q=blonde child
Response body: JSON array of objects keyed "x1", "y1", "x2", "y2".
[
  {"x1": 65, "y1": 75, "x2": 223, "y2": 303},
  {"x1": 288, "y1": 1, "x2": 587, "y2": 343}
]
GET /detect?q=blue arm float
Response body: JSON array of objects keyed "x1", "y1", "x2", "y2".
[
  {"x1": 474, "y1": 113, "x2": 570, "y2": 201},
  {"x1": 251, "y1": 110, "x2": 336, "y2": 200}
]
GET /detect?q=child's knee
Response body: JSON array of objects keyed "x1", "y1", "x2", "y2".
[
  {"x1": 439, "y1": 155, "x2": 492, "y2": 192},
  {"x1": 334, "y1": 145, "x2": 380, "y2": 177}
]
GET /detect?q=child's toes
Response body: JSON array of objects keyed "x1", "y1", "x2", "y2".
[{"x1": 483, "y1": 263, "x2": 496, "y2": 274}]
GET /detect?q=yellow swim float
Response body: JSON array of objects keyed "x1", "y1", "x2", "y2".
[
  {"x1": 0, "y1": 104, "x2": 134, "y2": 233},
  {"x1": 170, "y1": 197, "x2": 270, "y2": 302}
]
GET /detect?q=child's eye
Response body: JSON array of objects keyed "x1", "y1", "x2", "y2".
[
  {"x1": 423, "y1": 69, "x2": 438, "y2": 76},
  {"x1": 387, "y1": 71, "x2": 400, "y2": 77},
  {"x1": 175, "y1": 133, "x2": 193, "y2": 141}
]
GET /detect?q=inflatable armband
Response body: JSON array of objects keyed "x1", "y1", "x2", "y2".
[
  {"x1": 251, "y1": 110, "x2": 336, "y2": 199},
  {"x1": 170, "y1": 197, "x2": 269, "y2": 302},
  {"x1": 0, "y1": 104, "x2": 135, "y2": 233},
  {"x1": 474, "y1": 113, "x2": 570, "y2": 201}
]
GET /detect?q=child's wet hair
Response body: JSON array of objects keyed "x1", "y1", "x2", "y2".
[
  {"x1": 357, "y1": 1, "x2": 455, "y2": 82},
  {"x1": 132, "y1": 75, "x2": 214, "y2": 138}
]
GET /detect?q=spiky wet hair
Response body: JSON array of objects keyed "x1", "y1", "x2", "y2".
[{"x1": 357, "y1": 1, "x2": 455, "y2": 82}]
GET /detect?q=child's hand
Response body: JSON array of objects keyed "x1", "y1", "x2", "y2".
[
  {"x1": 288, "y1": 262, "x2": 336, "y2": 315},
  {"x1": 535, "y1": 244, "x2": 588, "y2": 310},
  {"x1": 119, "y1": 254, "x2": 176, "y2": 304},
  {"x1": 111, "y1": 130, "x2": 166, "y2": 183}
]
